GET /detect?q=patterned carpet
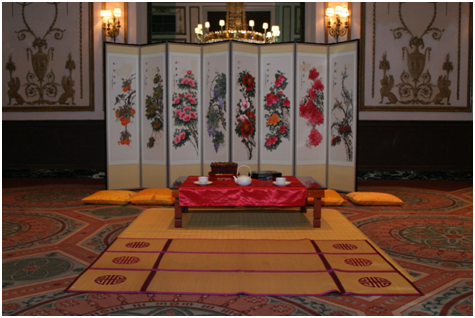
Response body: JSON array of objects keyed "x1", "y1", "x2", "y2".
[{"x1": 2, "y1": 182, "x2": 473, "y2": 316}]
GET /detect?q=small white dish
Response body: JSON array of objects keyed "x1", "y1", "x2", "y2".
[
  {"x1": 194, "y1": 181, "x2": 213, "y2": 186},
  {"x1": 273, "y1": 181, "x2": 291, "y2": 186}
]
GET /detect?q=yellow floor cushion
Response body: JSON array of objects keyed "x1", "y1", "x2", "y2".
[
  {"x1": 82, "y1": 190, "x2": 137, "y2": 205},
  {"x1": 307, "y1": 189, "x2": 347, "y2": 206},
  {"x1": 130, "y1": 188, "x2": 175, "y2": 205},
  {"x1": 346, "y1": 192, "x2": 403, "y2": 206}
]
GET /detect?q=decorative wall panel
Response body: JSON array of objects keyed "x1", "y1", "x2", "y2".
[
  {"x1": 2, "y1": 3, "x2": 94, "y2": 112},
  {"x1": 105, "y1": 45, "x2": 141, "y2": 190},
  {"x1": 202, "y1": 43, "x2": 230, "y2": 172},
  {"x1": 360, "y1": 2, "x2": 472, "y2": 112}
]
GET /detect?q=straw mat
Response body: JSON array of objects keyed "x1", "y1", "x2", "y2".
[{"x1": 66, "y1": 208, "x2": 421, "y2": 296}]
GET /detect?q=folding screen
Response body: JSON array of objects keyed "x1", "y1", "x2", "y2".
[
  {"x1": 105, "y1": 45, "x2": 141, "y2": 190},
  {"x1": 327, "y1": 41, "x2": 358, "y2": 192},
  {"x1": 230, "y1": 42, "x2": 259, "y2": 171},
  {"x1": 259, "y1": 44, "x2": 295, "y2": 176},
  {"x1": 167, "y1": 43, "x2": 202, "y2": 185},
  {"x1": 295, "y1": 43, "x2": 329, "y2": 186},
  {"x1": 202, "y1": 42, "x2": 231, "y2": 174},
  {"x1": 105, "y1": 40, "x2": 358, "y2": 192},
  {"x1": 141, "y1": 44, "x2": 167, "y2": 188}
]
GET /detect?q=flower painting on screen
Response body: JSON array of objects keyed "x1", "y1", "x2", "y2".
[
  {"x1": 113, "y1": 74, "x2": 136, "y2": 146},
  {"x1": 171, "y1": 70, "x2": 199, "y2": 155},
  {"x1": 263, "y1": 71, "x2": 291, "y2": 151},
  {"x1": 331, "y1": 65, "x2": 354, "y2": 161},
  {"x1": 299, "y1": 67, "x2": 325, "y2": 148},
  {"x1": 206, "y1": 72, "x2": 226, "y2": 153},
  {"x1": 144, "y1": 68, "x2": 164, "y2": 149},
  {"x1": 235, "y1": 70, "x2": 256, "y2": 160}
]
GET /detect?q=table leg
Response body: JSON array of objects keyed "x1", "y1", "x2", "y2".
[
  {"x1": 300, "y1": 203, "x2": 307, "y2": 213},
  {"x1": 313, "y1": 197, "x2": 322, "y2": 228},
  {"x1": 174, "y1": 197, "x2": 182, "y2": 228}
]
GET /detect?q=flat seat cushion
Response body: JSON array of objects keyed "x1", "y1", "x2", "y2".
[
  {"x1": 130, "y1": 188, "x2": 175, "y2": 205},
  {"x1": 82, "y1": 190, "x2": 137, "y2": 205},
  {"x1": 307, "y1": 189, "x2": 346, "y2": 206},
  {"x1": 346, "y1": 192, "x2": 403, "y2": 206}
]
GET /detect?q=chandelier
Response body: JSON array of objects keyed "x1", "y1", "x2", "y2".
[{"x1": 195, "y1": 3, "x2": 280, "y2": 44}]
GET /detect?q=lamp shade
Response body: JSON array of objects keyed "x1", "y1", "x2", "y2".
[
  {"x1": 113, "y1": 8, "x2": 121, "y2": 17},
  {"x1": 326, "y1": 8, "x2": 334, "y2": 17},
  {"x1": 205, "y1": 21, "x2": 210, "y2": 28},
  {"x1": 219, "y1": 20, "x2": 225, "y2": 27},
  {"x1": 101, "y1": 10, "x2": 111, "y2": 18},
  {"x1": 335, "y1": 5, "x2": 343, "y2": 15},
  {"x1": 262, "y1": 22, "x2": 268, "y2": 29},
  {"x1": 249, "y1": 20, "x2": 255, "y2": 27}
]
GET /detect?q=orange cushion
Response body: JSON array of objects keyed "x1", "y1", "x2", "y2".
[
  {"x1": 82, "y1": 190, "x2": 137, "y2": 205},
  {"x1": 307, "y1": 189, "x2": 347, "y2": 206},
  {"x1": 130, "y1": 188, "x2": 175, "y2": 205},
  {"x1": 346, "y1": 192, "x2": 403, "y2": 206}
]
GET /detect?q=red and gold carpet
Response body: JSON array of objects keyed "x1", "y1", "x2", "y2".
[{"x1": 2, "y1": 182, "x2": 472, "y2": 316}]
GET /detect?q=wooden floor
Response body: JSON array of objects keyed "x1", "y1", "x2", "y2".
[{"x1": 2, "y1": 178, "x2": 472, "y2": 191}]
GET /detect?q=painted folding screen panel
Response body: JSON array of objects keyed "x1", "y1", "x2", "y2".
[
  {"x1": 295, "y1": 43, "x2": 329, "y2": 187},
  {"x1": 259, "y1": 43, "x2": 295, "y2": 176},
  {"x1": 231, "y1": 42, "x2": 259, "y2": 170},
  {"x1": 140, "y1": 44, "x2": 167, "y2": 188},
  {"x1": 327, "y1": 42, "x2": 358, "y2": 192},
  {"x1": 105, "y1": 45, "x2": 141, "y2": 190},
  {"x1": 202, "y1": 42, "x2": 230, "y2": 174},
  {"x1": 168, "y1": 43, "x2": 202, "y2": 185}
]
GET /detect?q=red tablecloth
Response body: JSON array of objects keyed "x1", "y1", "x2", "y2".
[{"x1": 179, "y1": 176, "x2": 307, "y2": 207}]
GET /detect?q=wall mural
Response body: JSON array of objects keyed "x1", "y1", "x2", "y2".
[
  {"x1": 361, "y1": 2, "x2": 472, "y2": 112},
  {"x1": 105, "y1": 41, "x2": 358, "y2": 191},
  {"x1": 2, "y1": 2, "x2": 93, "y2": 112}
]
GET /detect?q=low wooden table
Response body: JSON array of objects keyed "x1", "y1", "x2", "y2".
[{"x1": 170, "y1": 176, "x2": 326, "y2": 228}]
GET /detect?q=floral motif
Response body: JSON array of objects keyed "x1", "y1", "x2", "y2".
[
  {"x1": 171, "y1": 70, "x2": 199, "y2": 155},
  {"x1": 206, "y1": 72, "x2": 226, "y2": 152},
  {"x1": 113, "y1": 74, "x2": 136, "y2": 146},
  {"x1": 299, "y1": 67, "x2": 325, "y2": 148},
  {"x1": 235, "y1": 70, "x2": 256, "y2": 159},
  {"x1": 331, "y1": 66, "x2": 353, "y2": 161},
  {"x1": 144, "y1": 68, "x2": 164, "y2": 149},
  {"x1": 263, "y1": 71, "x2": 290, "y2": 151}
]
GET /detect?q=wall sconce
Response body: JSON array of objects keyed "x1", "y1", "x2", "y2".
[
  {"x1": 101, "y1": 8, "x2": 121, "y2": 42},
  {"x1": 325, "y1": 4, "x2": 350, "y2": 43}
]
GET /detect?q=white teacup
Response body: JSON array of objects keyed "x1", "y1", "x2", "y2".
[
  {"x1": 275, "y1": 177, "x2": 286, "y2": 184},
  {"x1": 198, "y1": 176, "x2": 209, "y2": 184}
]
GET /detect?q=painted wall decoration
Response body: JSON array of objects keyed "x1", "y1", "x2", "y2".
[
  {"x1": 2, "y1": 2, "x2": 93, "y2": 112},
  {"x1": 360, "y1": 2, "x2": 472, "y2": 112},
  {"x1": 203, "y1": 44, "x2": 229, "y2": 163},
  {"x1": 260, "y1": 45, "x2": 294, "y2": 165},
  {"x1": 231, "y1": 43, "x2": 259, "y2": 164},
  {"x1": 105, "y1": 41, "x2": 358, "y2": 192}
]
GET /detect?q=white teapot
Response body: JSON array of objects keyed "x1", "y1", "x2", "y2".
[{"x1": 233, "y1": 165, "x2": 252, "y2": 186}]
